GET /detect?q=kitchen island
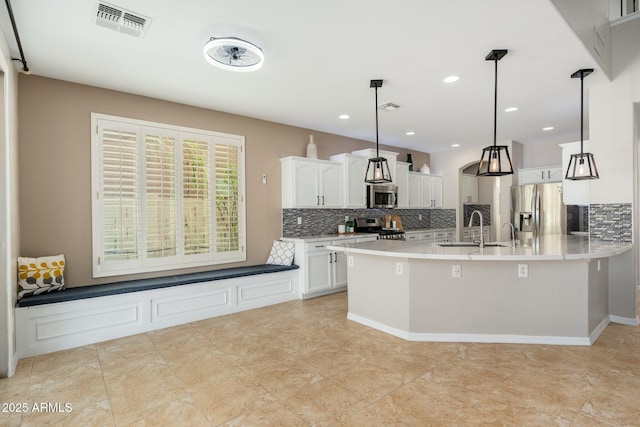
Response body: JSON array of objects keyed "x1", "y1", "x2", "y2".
[{"x1": 327, "y1": 235, "x2": 635, "y2": 345}]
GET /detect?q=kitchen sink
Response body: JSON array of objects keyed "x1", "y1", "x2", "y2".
[{"x1": 438, "y1": 242, "x2": 506, "y2": 248}]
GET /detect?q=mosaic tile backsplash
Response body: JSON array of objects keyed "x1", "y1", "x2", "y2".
[
  {"x1": 463, "y1": 204, "x2": 492, "y2": 227},
  {"x1": 282, "y1": 208, "x2": 456, "y2": 237},
  {"x1": 589, "y1": 203, "x2": 632, "y2": 243}
]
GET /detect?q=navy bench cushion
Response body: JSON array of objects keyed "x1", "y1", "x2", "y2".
[{"x1": 16, "y1": 264, "x2": 299, "y2": 308}]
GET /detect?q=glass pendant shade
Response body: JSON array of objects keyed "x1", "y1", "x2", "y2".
[
  {"x1": 565, "y1": 68, "x2": 599, "y2": 181},
  {"x1": 477, "y1": 145, "x2": 514, "y2": 176},
  {"x1": 477, "y1": 49, "x2": 514, "y2": 177},
  {"x1": 566, "y1": 152, "x2": 599, "y2": 180},
  {"x1": 365, "y1": 157, "x2": 392, "y2": 183},
  {"x1": 365, "y1": 79, "x2": 392, "y2": 183}
]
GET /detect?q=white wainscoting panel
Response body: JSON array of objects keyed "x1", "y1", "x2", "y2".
[{"x1": 16, "y1": 270, "x2": 298, "y2": 358}]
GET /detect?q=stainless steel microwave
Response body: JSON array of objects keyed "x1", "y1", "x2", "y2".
[{"x1": 367, "y1": 184, "x2": 398, "y2": 209}]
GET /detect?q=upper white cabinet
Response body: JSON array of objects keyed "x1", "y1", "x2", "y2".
[
  {"x1": 461, "y1": 174, "x2": 478, "y2": 204},
  {"x1": 408, "y1": 172, "x2": 442, "y2": 208},
  {"x1": 518, "y1": 165, "x2": 563, "y2": 185},
  {"x1": 560, "y1": 141, "x2": 590, "y2": 205},
  {"x1": 395, "y1": 161, "x2": 410, "y2": 208},
  {"x1": 351, "y1": 148, "x2": 398, "y2": 184},
  {"x1": 281, "y1": 156, "x2": 343, "y2": 208},
  {"x1": 330, "y1": 153, "x2": 368, "y2": 208}
]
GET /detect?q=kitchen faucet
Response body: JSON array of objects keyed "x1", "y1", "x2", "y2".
[
  {"x1": 468, "y1": 210, "x2": 484, "y2": 248},
  {"x1": 503, "y1": 222, "x2": 516, "y2": 248}
]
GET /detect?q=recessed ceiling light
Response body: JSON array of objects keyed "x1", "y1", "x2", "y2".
[
  {"x1": 339, "y1": 114, "x2": 350, "y2": 119},
  {"x1": 451, "y1": 144, "x2": 460, "y2": 147},
  {"x1": 504, "y1": 107, "x2": 518, "y2": 112},
  {"x1": 542, "y1": 126, "x2": 554, "y2": 131},
  {"x1": 443, "y1": 76, "x2": 459, "y2": 83},
  {"x1": 406, "y1": 131, "x2": 415, "y2": 136}
]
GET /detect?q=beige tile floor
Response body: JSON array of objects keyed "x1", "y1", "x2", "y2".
[{"x1": 1, "y1": 291, "x2": 639, "y2": 426}]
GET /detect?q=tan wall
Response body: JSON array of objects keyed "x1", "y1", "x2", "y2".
[{"x1": 18, "y1": 75, "x2": 430, "y2": 287}]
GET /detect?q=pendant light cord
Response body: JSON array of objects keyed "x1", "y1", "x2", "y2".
[
  {"x1": 493, "y1": 58, "x2": 498, "y2": 147},
  {"x1": 4, "y1": 0, "x2": 29, "y2": 73},
  {"x1": 580, "y1": 72, "x2": 584, "y2": 155},
  {"x1": 374, "y1": 86, "x2": 379, "y2": 157}
]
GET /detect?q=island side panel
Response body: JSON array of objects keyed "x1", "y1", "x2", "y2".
[
  {"x1": 608, "y1": 250, "x2": 638, "y2": 324},
  {"x1": 346, "y1": 254, "x2": 411, "y2": 336},
  {"x1": 588, "y1": 258, "x2": 610, "y2": 335},
  {"x1": 407, "y1": 259, "x2": 592, "y2": 340}
]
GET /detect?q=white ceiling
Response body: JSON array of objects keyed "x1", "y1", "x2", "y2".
[{"x1": 0, "y1": 0, "x2": 610, "y2": 153}]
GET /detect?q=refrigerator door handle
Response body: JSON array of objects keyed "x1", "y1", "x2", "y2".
[{"x1": 534, "y1": 188, "x2": 541, "y2": 236}]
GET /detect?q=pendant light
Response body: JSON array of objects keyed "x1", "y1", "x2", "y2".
[
  {"x1": 364, "y1": 79, "x2": 392, "y2": 183},
  {"x1": 477, "y1": 49, "x2": 514, "y2": 177},
  {"x1": 565, "y1": 69, "x2": 599, "y2": 180}
]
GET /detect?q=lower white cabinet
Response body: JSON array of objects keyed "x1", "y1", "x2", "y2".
[
  {"x1": 462, "y1": 226, "x2": 491, "y2": 242},
  {"x1": 403, "y1": 229, "x2": 455, "y2": 243},
  {"x1": 292, "y1": 236, "x2": 377, "y2": 299}
]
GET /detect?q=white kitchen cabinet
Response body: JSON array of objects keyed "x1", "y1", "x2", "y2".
[
  {"x1": 281, "y1": 156, "x2": 344, "y2": 208},
  {"x1": 462, "y1": 226, "x2": 491, "y2": 242},
  {"x1": 518, "y1": 165, "x2": 563, "y2": 185},
  {"x1": 461, "y1": 174, "x2": 479, "y2": 204},
  {"x1": 304, "y1": 240, "x2": 352, "y2": 295},
  {"x1": 405, "y1": 231, "x2": 420, "y2": 241},
  {"x1": 408, "y1": 172, "x2": 443, "y2": 208},
  {"x1": 395, "y1": 161, "x2": 410, "y2": 208},
  {"x1": 293, "y1": 235, "x2": 377, "y2": 298},
  {"x1": 330, "y1": 153, "x2": 368, "y2": 208}
]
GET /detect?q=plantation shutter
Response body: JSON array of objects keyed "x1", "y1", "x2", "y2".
[
  {"x1": 96, "y1": 120, "x2": 142, "y2": 272},
  {"x1": 144, "y1": 128, "x2": 178, "y2": 260},
  {"x1": 214, "y1": 138, "x2": 245, "y2": 260},
  {"x1": 92, "y1": 113, "x2": 245, "y2": 277},
  {"x1": 182, "y1": 134, "x2": 212, "y2": 257}
]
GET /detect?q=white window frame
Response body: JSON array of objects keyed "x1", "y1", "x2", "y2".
[{"x1": 91, "y1": 113, "x2": 246, "y2": 278}]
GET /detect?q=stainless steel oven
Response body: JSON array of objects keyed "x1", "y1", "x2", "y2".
[{"x1": 367, "y1": 184, "x2": 398, "y2": 209}]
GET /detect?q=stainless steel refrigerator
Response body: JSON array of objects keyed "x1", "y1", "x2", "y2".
[{"x1": 511, "y1": 182, "x2": 566, "y2": 241}]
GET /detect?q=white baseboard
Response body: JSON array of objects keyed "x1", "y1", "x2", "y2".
[
  {"x1": 347, "y1": 312, "x2": 594, "y2": 346},
  {"x1": 16, "y1": 270, "x2": 297, "y2": 358},
  {"x1": 609, "y1": 314, "x2": 640, "y2": 326},
  {"x1": 589, "y1": 316, "x2": 611, "y2": 344}
]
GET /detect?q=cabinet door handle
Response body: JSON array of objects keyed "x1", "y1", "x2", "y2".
[
  {"x1": 329, "y1": 253, "x2": 333, "y2": 264},
  {"x1": 334, "y1": 252, "x2": 337, "y2": 262},
  {"x1": 322, "y1": 195, "x2": 325, "y2": 205},
  {"x1": 541, "y1": 171, "x2": 544, "y2": 180},
  {"x1": 317, "y1": 195, "x2": 320, "y2": 205},
  {"x1": 547, "y1": 170, "x2": 550, "y2": 179}
]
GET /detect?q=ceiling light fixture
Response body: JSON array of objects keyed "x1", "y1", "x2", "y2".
[
  {"x1": 477, "y1": 49, "x2": 514, "y2": 177},
  {"x1": 451, "y1": 144, "x2": 460, "y2": 147},
  {"x1": 364, "y1": 79, "x2": 392, "y2": 184},
  {"x1": 339, "y1": 114, "x2": 350, "y2": 119},
  {"x1": 203, "y1": 37, "x2": 264, "y2": 72},
  {"x1": 443, "y1": 76, "x2": 459, "y2": 83},
  {"x1": 565, "y1": 68, "x2": 599, "y2": 180},
  {"x1": 542, "y1": 126, "x2": 554, "y2": 131},
  {"x1": 406, "y1": 131, "x2": 415, "y2": 136},
  {"x1": 504, "y1": 107, "x2": 518, "y2": 112}
]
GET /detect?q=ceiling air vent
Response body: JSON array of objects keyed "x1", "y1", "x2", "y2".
[
  {"x1": 96, "y1": 2, "x2": 151, "y2": 38},
  {"x1": 378, "y1": 102, "x2": 400, "y2": 112}
]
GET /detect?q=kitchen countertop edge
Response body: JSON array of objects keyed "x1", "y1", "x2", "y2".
[{"x1": 326, "y1": 235, "x2": 632, "y2": 261}]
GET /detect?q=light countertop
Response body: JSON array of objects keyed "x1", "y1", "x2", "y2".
[
  {"x1": 327, "y1": 235, "x2": 632, "y2": 261},
  {"x1": 282, "y1": 228, "x2": 454, "y2": 243}
]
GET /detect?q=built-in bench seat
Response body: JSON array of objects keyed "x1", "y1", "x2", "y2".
[
  {"x1": 16, "y1": 264, "x2": 299, "y2": 357},
  {"x1": 17, "y1": 264, "x2": 299, "y2": 307}
]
